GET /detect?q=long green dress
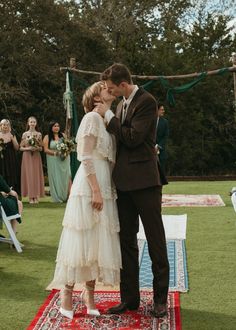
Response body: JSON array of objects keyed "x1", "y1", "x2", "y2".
[{"x1": 46, "y1": 140, "x2": 71, "y2": 203}]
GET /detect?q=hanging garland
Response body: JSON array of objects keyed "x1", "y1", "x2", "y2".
[{"x1": 60, "y1": 66, "x2": 235, "y2": 106}]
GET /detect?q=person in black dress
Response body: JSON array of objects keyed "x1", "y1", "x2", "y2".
[{"x1": 0, "y1": 119, "x2": 20, "y2": 195}]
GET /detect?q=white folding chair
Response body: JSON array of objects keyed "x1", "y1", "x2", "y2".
[
  {"x1": 230, "y1": 187, "x2": 236, "y2": 213},
  {"x1": 0, "y1": 204, "x2": 23, "y2": 253}
]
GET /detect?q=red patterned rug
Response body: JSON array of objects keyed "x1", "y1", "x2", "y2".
[{"x1": 27, "y1": 290, "x2": 181, "y2": 330}]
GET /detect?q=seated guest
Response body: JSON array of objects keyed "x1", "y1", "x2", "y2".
[{"x1": 0, "y1": 175, "x2": 22, "y2": 234}]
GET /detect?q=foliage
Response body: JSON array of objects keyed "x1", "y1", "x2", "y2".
[
  {"x1": 0, "y1": 0, "x2": 109, "y2": 138},
  {"x1": 0, "y1": 0, "x2": 235, "y2": 175}
]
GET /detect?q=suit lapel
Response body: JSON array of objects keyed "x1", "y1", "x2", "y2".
[
  {"x1": 116, "y1": 88, "x2": 145, "y2": 123},
  {"x1": 125, "y1": 88, "x2": 144, "y2": 121},
  {"x1": 116, "y1": 101, "x2": 123, "y2": 122}
]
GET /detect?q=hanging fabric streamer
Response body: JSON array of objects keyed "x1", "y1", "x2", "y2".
[{"x1": 63, "y1": 70, "x2": 74, "y2": 119}]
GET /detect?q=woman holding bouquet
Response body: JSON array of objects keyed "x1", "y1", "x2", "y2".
[
  {"x1": 51, "y1": 82, "x2": 121, "y2": 319},
  {"x1": 0, "y1": 119, "x2": 20, "y2": 195},
  {"x1": 43, "y1": 121, "x2": 71, "y2": 203},
  {"x1": 20, "y1": 116, "x2": 45, "y2": 204}
]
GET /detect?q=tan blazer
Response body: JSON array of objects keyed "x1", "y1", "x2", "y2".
[{"x1": 107, "y1": 88, "x2": 166, "y2": 191}]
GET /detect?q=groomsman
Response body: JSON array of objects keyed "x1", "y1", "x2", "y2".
[{"x1": 156, "y1": 104, "x2": 169, "y2": 175}]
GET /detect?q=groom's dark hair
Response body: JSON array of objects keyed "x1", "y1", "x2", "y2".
[{"x1": 101, "y1": 63, "x2": 132, "y2": 85}]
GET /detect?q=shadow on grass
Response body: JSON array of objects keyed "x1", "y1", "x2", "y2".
[
  {"x1": 0, "y1": 240, "x2": 57, "y2": 262},
  {"x1": 23, "y1": 202, "x2": 66, "y2": 209},
  {"x1": 0, "y1": 268, "x2": 43, "y2": 300},
  {"x1": 182, "y1": 308, "x2": 236, "y2": 330},
  {"x1": 1, "y1": 240, "x2": 57, "y2": 262}
]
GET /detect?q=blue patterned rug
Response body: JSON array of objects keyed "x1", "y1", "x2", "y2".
[{"x1": 139, "y1": 239, "x2": 188, "y2": 292}]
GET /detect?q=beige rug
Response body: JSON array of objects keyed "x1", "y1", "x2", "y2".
[
  {"x1": 138, "y1": 214, "x2": 187, "y2": 240},
  {"x1": 162, "y1": 194, "x2": 225, "y2": 207}
]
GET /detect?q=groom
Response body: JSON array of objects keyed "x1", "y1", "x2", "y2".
[{"x1": 96, "y1": 63, "x2": 169, "y2": 317}]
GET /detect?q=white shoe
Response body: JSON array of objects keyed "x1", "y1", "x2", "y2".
[
  {"x1": 87, "y1": 308, "x2": 100, "y2": 316},
  {"x1": 60, "y1": 286, "x2": 74, "y2": 319},
  {"x1": 59, "y1": 307, "x2": 73, "y2": 319},
  {"x1": 80, "y1": 286, "x2": 100, "y2": 316}
]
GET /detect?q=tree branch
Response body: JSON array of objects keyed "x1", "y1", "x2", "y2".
[{"x1": 59, "y1": 66, "x2": 236, "y2": 80}]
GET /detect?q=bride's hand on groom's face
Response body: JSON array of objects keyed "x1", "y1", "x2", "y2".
[{"x1": 94, "y1": 102, "x2": 110, "y2": 117}]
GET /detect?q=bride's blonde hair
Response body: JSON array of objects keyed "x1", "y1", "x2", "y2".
[{"x1": 82, "y1": 82, "x2": 103, "y2": 113}]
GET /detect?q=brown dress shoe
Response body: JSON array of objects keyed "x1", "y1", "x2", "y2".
[
  {"x1": 151, "y1": 303, "x2": 167, "y2": 318},
  {"x1": 108, "y1": 302, "x2": 139, "y2": 314}
]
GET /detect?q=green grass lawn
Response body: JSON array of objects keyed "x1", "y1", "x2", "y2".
[{"x1": 0, "y1": 181, "x2": 236, "y2": 330}]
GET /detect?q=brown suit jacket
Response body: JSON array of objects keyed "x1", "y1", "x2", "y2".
[{"x1": 107, "y1": 87, "x2": 167, "y2": 191}]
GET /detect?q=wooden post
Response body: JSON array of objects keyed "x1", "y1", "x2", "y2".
[
  {"x1": 69, "y1": 57, "x2": 76, "y2": 69},
  {"x1": 65, "y1": 58, "x2": 76, "y2": 137}
]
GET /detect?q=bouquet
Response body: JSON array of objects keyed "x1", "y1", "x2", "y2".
[
  {"x1": 56, "y1": 137, "x2": 76, "y2": 161},
  {"x1": 0, "y1": 138, "x2": 6, "y2": 159},
  {"x1": 27, "y1": 135, "x2": 40, "y2": 155},
  {"x1": 28, "y1": 135, "x2": 40, "y2": 147}
]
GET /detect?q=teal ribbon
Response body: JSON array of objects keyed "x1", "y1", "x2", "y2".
[
  {"x1": 142, "y1": 67, "x2": 230, "y2": 106},
  {"x1": 160, "y1": 72, "x2": 207, "y2": 106}
]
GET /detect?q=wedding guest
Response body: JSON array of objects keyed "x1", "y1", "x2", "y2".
[
  {"x1": 0, "y1": 175, "x2": 23, "y2": 235},
  {"x1": 20, "y1": 116, "x2": 45, "y2": 204},
  {"x1": 96, "y1": 63, "x2": 169, "y2": 318},
  {"x1": 156, "y1": 104, "x2": 169, "y2": 175},
  {"x1": 51, "y1": 82, "x2": 121, "y2": 319},
  {"x1": 43, "y1": 121, "x2": 71, "y2": 203},
  {"x1": 0, "y1": 119, "x2": 20, "y2": 195}
]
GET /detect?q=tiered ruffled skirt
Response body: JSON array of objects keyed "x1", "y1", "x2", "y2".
[{"x1": 52, "y1": 159, "x2": 121, "y2": 286}]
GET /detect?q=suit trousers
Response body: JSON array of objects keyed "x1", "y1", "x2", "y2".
[{"x1": 117, "y1": 186, "x2": 169, "y2": 305}]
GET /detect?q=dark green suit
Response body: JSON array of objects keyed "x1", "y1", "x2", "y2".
[{"x1": 156, "y1": 117, "x2": 169, "y2": 174}]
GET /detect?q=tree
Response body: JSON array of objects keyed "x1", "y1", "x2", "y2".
[
  {"x1": 0, "y1": 0, "x2": 110, "y2": 136},
  {"x1": 166, "y1": 11, "x2": 236, "y2": 175},
  {"x1": 0, "y1": 0, "x2": 235, "y2": 175}
]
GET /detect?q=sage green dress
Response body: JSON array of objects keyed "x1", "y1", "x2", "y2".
[{"x1": 46, "y1": 140, "x2": 71, "y2": 203}]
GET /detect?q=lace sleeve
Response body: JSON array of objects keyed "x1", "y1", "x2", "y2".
[{"x1": 80, "y1": 134, "x2": 97, "y2": 176}]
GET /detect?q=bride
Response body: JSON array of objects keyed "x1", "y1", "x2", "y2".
[{"x1": 51, "y1": 82, "x2": 121, "y2": 319}]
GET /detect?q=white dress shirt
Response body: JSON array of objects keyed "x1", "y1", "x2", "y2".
[{"x1": 105, "y1": 85, "x2": 139, "y2": 124}]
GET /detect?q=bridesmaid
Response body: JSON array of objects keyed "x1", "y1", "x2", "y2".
[
  {"x1": 0, "y1": 119, "x2": 20, "y2": 195},
  {"x1": 20, "y1": 116, "x2": 45, "y2": 204},
  {"x1": 43, "y1": 121, "x2": 71, "y2": 203}
]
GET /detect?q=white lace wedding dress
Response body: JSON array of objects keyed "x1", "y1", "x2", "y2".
[{"x1": 52, "y1": 112, "x2": 121, "y2": 286}]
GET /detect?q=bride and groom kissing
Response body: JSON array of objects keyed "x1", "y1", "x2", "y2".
[{"x1": 51, "y1": 63, "x2": 169, "y2": 319}]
